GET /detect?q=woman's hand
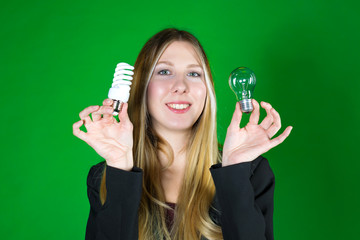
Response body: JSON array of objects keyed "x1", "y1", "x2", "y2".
[
  {"x1": 222, "y1": 99, "x2": 292, "y2": 167},
  {"x1": 73, "y1": 99, "x2": 134, "y2": 171}
]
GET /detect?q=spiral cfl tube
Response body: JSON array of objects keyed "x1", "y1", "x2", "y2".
[{"x1": 107, "y1": 62, "x2": 134, "y2": 115}]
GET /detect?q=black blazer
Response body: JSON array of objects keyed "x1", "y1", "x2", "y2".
[{"x1": 85, "y1": 155, "x2": 274, "y2": 240}]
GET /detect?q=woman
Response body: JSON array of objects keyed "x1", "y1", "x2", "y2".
[{"x1": 73, "y1": 28, "x2": 292, "y2": 240}]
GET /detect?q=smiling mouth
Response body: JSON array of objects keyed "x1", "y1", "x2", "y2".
[{"x1": 166, "y1": 103, "x2": 191, "y2": 110}]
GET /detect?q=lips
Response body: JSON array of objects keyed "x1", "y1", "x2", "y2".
[
  {"x1": 167, "y1": 103, "x2": 190, "y2": 109},
  {"x1": 166, "y1": 102, "x2": 191, "y2": 113}
]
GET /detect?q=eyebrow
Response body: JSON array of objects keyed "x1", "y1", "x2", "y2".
[
  {"x1": 156, "y1": 61, "x2": 202, "y2": 68},
  {"x1": 157, "y1": 61, "x2": 174, "y2": 66}
]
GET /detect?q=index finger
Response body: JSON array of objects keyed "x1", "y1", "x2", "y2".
[
  {"x1": 102, "y1": 98, "x2": 113, "y2": 106},
  {"x1": 79, "y1": 105, "x2": 99, "y2": 124}
]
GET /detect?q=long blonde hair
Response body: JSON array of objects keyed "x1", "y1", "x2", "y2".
[{"x1": 100, "y1": 28, "x2": 222, "y2": 239}]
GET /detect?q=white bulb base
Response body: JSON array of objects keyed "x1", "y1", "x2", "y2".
[
  {"x1": 240, "y1": 99, "x2": 253, "y2": 113},
  {"x1": 108, "y1": 87, "x2": 130, "y2": 102}
]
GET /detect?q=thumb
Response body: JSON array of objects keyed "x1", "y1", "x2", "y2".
[
  {"x1": 118, "y1": 103, "x2": 131, "y2": 125},
  {"x1": 228, "y1": 102, "x2": 242, "y2": 132}
]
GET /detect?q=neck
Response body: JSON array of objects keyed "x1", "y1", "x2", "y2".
[
  {"x1": 155, "y1": 128, "x2": 191, "y2": 203},
  {"x1": 156, "y1": 127, "x2": 191, "y2": 157}
]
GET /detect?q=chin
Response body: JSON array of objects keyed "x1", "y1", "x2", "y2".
[
  {"x1": 151, "y1": 114, "x2": 200, "y2": 134},
  {"x1": 164, "y1": 119, "x2": 196, "y2": 132},
  {"x1": 168, "y1": 124, "x2": 193, "y2": 132}
]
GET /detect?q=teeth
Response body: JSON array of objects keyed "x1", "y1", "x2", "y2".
[{"x1": 167, "y1": 104, "x2": 190, "y2": 110}]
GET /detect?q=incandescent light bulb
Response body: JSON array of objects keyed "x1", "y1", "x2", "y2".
[
  {"x1": 229, "y1": 67, "x2": 257, "y2": 113},
  {"x1": 108, "y1": 62, "x2": 134, "y2": 115}
]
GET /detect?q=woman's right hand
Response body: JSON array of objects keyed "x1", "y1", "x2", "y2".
[{"x1": 73, "y1": 99, "x2": 134, "y2": 171}]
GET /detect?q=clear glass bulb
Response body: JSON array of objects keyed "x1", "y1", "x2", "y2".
[{"x1": 229, "y1": 67, "x2": 256, "y2": 113}]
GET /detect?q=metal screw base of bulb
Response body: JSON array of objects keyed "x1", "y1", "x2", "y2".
[
  {"x1": 240, "y1": 99, "x2": 253, "y2": 113},
  {"x1": 112, "y1": 100, "x2": 124, "y2": 116}
]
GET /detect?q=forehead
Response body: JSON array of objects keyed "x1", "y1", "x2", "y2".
[{"x1": 158, "y1": 41, "x2": 201, "y2": 65}]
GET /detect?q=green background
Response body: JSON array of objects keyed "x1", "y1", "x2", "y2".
[{"x1": 1, "y1": 0, "x2": 359, "y2": 239}]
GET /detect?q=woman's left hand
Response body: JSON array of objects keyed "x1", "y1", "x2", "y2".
[{"x1": 222, "y1": 99, "x2": 293, "y2": 167}]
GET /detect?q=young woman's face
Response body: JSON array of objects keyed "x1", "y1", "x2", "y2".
[{"x1": 147, "y1": 41, "x2": 207, "y2": 134}]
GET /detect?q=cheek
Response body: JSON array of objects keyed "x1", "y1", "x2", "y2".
[
  {"x1": 194, "y1": 83, "x2": 207, "y2": 104},
  {"x1": 146, "y1": 82, "x2": 159, "y2": 120},
  {"x1": 147, "y1": 81, "x2": 167, "y2": 102},
  {"x1": 146, "y1": 82, "x2": 155, "y2": 102}
]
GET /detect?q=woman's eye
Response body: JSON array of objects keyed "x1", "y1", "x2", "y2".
[
  {"x1": 188, "y1": 72, "x2": 201, "y2": 77},
  {"x1": 158, "y1": 69, "x2": 170, "y2": 75}
]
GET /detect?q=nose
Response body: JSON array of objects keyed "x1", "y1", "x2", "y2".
[{"x1": 171, "y1": 75, "x2": 188, "y2": 94}]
